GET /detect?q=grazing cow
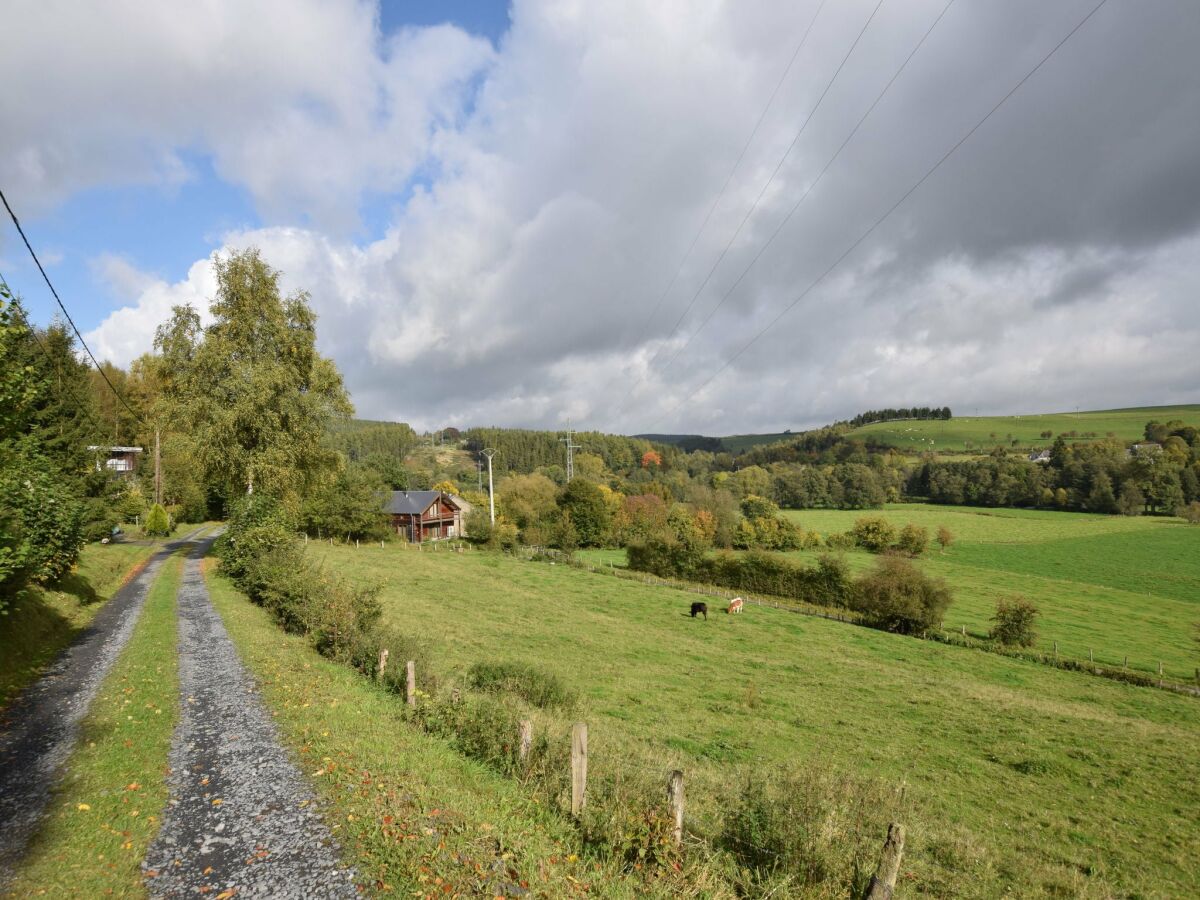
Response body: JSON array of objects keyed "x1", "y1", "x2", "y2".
[
  {"x1": 690, "y1": 601, "x2": 708, "y2": 620},
  {"x1": 727, "y1": 597, "x2": 745, "y2": 615}
]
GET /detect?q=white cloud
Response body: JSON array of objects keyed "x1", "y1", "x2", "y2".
[{"x1": 31, "y1": 1, "x2": 1200, "y2": 431}]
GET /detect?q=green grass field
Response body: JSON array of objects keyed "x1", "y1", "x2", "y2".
[
  {"x1": 315, "y1": 541, "x2": 1200, "y2": 898},
  {"x1": 6, "y1": 552, "x2": 184, "y2": 897},
  {"x1": 770, "y1": 505, "x2": 1200, "y2": 679},
  {"x1": 846, "y1": 404, "x2": 1200, "y2": 451}
]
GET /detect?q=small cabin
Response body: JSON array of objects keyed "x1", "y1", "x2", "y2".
[
  {"x1": 87, "y1": 445, "x2": 143, "y2": 477},
  {"x1": 385, "y1": 490, "x2": 462, "y2": 543}
]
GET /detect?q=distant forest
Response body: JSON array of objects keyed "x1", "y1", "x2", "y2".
[{"x1": 844, "y1": 407, "x2": 952, "y2": 427}]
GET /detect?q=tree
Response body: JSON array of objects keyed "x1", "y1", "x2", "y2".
[
  {"x1": 1177, "y1": 501, "x2": 1200, "y2": 525},
  {"x1": 895, "y1": 523, "x2": 929, "y2": 557},
  {"x1": 155, "y1": 249, "x2": 351, "y2": 504},
  {"x1": 850, "y1": 516, "x2": 897, "y2": 552},
  {"x1": 1117, "y1": 481, "x2": 1144, "y2": 516},
  {"x1": 853, "y1": 556, "x2": 952, "y2": 634},
  {"x1": 1086, "y1": 472, "x2": 1117, "y2": 513},
  {"x1": 935, "y1": 526, "x2": 954, "y2": 551},
  {"x1": 990, "y1": 596, "x2": 1039, "y2": 647},
  {"x1": 640, "y1": 450, "x2": 663, "y2": 469},
  {"x1": 143, "y1": 502, "x2": 171, "y2": 537},
  {"x1": 557, "y1": 478, "x2": 612, "y2": 547}
]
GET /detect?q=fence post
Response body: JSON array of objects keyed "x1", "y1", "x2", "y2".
[
  {"x1": 864, "y1": 822, "x2": 905, "y2": 900},
  {"x1": 519, "y1": 719, "x2": 533, "y2": 763},
  {"x1": 1089, "y1": 647, "x2": 1093, "y2": 664},
  {"x1": 406, "y1": 660, "x2": 416, "y2": 707},
  {"x1": 667, "y1": 770, "x2": 684, "y2": 847},
  {"x1": 1123, "y1": 655, "x2": 1128, "y2": 671},
  {"x1": 571, "y1": 722, "x2": 588, "y2": 817},
  {"x1": 961, "y1": 625, "x2": 966, "y2": 637},
  {"x1": 1158, "y1": 661, "x2": 1163, "y2": 687},
  {"x1": 1053, "y1": 641, "x2": 1058, "y2": 659},
  {"x1": 377, "y1": 648, "x2": 389, "y2": 682}
]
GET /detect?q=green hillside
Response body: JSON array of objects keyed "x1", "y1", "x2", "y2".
[{"x1": 847, "y1": 404, "x2": 1200, "y2": 451}]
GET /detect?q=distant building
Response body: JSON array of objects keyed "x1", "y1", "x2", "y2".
[
  {"x1": 87, "y1": 445, "x2": 143, "y2": 477},
  {"x1": 1028, "y1": 449, "x2": 1052, "y2": 463},
  {"x1": 1128, "y1": 442, "x2": 1163, "y2": 457},
  {"x1": 385, "y1": 490, "x2": 462, "y2": 543}
]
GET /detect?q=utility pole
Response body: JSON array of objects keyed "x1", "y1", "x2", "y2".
[
  {"x1": 482, "y1": 448, "x2": 496, "y2": 524},
  {"x1": 154, "y1": 427, "x2": 162, "y2": 506},
  {"x1": 560, "y1": 422, "x2": 581, "y2": 481}
]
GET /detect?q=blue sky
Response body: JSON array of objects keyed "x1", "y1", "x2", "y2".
[{"x1": 2, "y1": 1, "x2": 511, "y2": 335}]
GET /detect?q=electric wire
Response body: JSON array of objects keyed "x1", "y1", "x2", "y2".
[
  {"x1": 636, "y1": 0, "x2": 957, "y2": 401},
  {"x1": 637, "y1": 0, "x2": 1110, "y2": 433},
  {"x1": 607, "y1": 0, "x2": 886, "y2": 428},
  {"x1": 0, "y1": 186, "x2": 147, "y2": 427}
]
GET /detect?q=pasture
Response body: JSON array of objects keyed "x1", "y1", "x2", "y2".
[
  {"x1": 773, "y1": 504, "x2": 1200, "y2": 680},
  {"x1": 845, "y1": 403, "x2": 1200, "y2": 451},
  {"x1": 317, "y1": 540, "x2": 1200, "y2": 897}
]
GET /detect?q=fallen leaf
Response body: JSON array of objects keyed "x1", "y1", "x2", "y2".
[
  {"x1": 76, "y1": 803, "x2": 91, "y2": 811},
  {"x1": 211, "y1": 799, "x2": 223, "y2": 806}
]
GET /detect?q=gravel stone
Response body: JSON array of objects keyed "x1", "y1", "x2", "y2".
[
  {"x1": 0, "y1": 530, "x2": 205, "y2": 890},
  {"x1": 143, "y1": 548, "x2": 357, "y2": 898}
]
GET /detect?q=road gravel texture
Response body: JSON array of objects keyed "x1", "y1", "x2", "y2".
[
  {"x1": 143, "y1": 547, "x2": 357, "y2": 899},
  {"x1": 0, "y1": 531, "x2": 201, "y2": 890}
]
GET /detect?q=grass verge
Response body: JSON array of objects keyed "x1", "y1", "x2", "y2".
[
  {"x1": 5, "y1": 551, "x2": 184, "y2": 897},
  {"x1": 203, "y1": 559, "x2": 726, "y2": 898},
  {"x1": 1, "y1": 542, "x2": 161, "y2": 708}
]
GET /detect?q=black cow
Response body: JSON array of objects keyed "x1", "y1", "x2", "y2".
[{"x1": 690, "y1": 601, "x2": 708, "y2": 620}]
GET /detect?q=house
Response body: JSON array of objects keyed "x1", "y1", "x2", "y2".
[
  {"x1": 1128, "y1": 442, "x2": 1163, "y2": 458},
  {"x1": 1028, "y1": 449, "x2": 1052, "y2": 463},
  {"x1": 87, "y1": 445, "x2": 143, "y2": 477},
  {"x1": 385, "y1": 490, "x2": 462, "y2": 543}
]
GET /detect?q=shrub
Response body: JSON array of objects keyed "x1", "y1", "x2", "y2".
[
  {"x1": 0, "y1": 460, "x2": 84, "y2": 597},
  {"x1": 895, "y1": 523, "x2": 929, "y2": 557},
  {"x1": 936, "y1": 525, "x2": 954, "y2": 551},
  {"x1": 143, "y1": 503, "x2": 171, "y2": 537},
  {"x1": 850, "y1": 516, "x2": 896, "y2": 552},
  {"x1": 719, "y1": 765, "x2": 904, "y2": 895},
  {"x1": 853, "y1": 555, "x2": 952, "y2": 634},
  {"x1": 825, "y1": 532, "x2": 856, "y2": 551},
  {"x1": 990, "y1": 596, "x2": 1039, "y2": 647},
  {"x1": 626, "y1": 537, "x2": 706, "y2": 579},
  {"x1": 467, "y1": 660, "x2": 576, "y2": 709},
  {"x1": 1177, "y1": 501, "x2": 1200, "y2": 524}
]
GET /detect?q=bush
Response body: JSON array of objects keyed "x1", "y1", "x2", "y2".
[
  {"x1": 990, "y1": 596, "x2": 1039, "y2": 647},
  {"x1": 825, "y1": 532, "x2": 856, "y2": 551},
  {"x1": 1177, "y1": 501, "x2": 1200, "y2": 524},
  {"x1": 850, "y1": 516, "x2": 896, "y2": 552},
  {"x1": 853, "y1": 555, "x2": 952, "y2": 634},
  {"x1": 895, "y1": 523, "x2": 929, "y2": 557},
  {"x1": 936, "y1": 525, "x2": 954, "y2": 550},
  {"x1": 0, "y1": 460, "x2": 84, "y2": 599},
  {"x1": 626, "y1": 536, "x2": 707, "y2": 579},
  {"x1": 143, "y1": 503, "x2": 171, "y2": 536},
  {"x1": 719, "y1": 765, "x2": 904, "y2": 895},
  {"x1": 467, "y1": 660, "x2": 576, "y2": 709}
]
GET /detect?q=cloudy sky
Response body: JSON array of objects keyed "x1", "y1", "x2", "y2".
[{"x1": 3, "y1": 0, "x2": 1198, "y2": 435}]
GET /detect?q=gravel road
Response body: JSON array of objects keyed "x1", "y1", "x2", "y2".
[
  {"x1": 143, "y1": 547, "x2": 357, "y2": 899},
  {"x1": 0, "y1": 530, "x2": 204, "y2": 890}
]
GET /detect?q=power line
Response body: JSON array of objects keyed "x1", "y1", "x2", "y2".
[
  {"x1": 607, "y1": 0, "x2": 885, "y2": 428},
  {"x1": 638, "y1": 0, "x2": 1110, "y2": 434},
  {"x1": 0, "y1": 187, "x2": 146, "y2": 427},
  {"x1": 626, "y1": 0, "x2": 958, "y2": 410},
  {"x1": 625, "y1": 0, "x2": 829, "y2": 341}
]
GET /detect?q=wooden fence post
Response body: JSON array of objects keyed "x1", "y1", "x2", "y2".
[
  {"x1": 961, "y1": 625, "x2": 966, "y2": 637},
  {"x1": 406, "y1": 660, "x2": 416, "y2": 707},
  {"x1": 377, "y1": 648, "x2": 389, "y2": 682},
  {"x1": 1089, "y1": 647, "x2": 1093, "y2": 663},
  {"x1": 571, "y1": 723, "x2": 588, "y2": 817},
  {"x1": 864, "y1": 822, "x2": 905, "y2": 900},
  {"x1": 519, "y1": 719, "x2": 533, "y2": 763},
  {"x1": 1123, "y1": 655, "x2": 1128, "y2": 671},
  {"x1": 1053, "y1": 641, "x2": 1058, "y2": 659},
  {"x1": 667, "y1": 770, "x2": 684, "y2": 847}
]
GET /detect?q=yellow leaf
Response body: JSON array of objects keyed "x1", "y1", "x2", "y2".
[
  {"x1": 76, "y1": 803, "x2": 91, "y2": 811},
  {"x1": 211, "y1": 798, "x2": 223, "y2": 806}
]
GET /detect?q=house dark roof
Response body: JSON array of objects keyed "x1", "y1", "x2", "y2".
[{"x1": 384, "y1": 490, "x2": 460, "y2": 515}]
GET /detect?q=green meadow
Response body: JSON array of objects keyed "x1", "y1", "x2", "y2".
[
  {"x1": 775, "y1": 505, "x2": 1200, "y2": 680},
  {"x1": 846, "y1": 404, "x2": 1200, "y2": 451},
  {"x1": 315, "y1": 540, "x2": 1200, "y2": 898}
]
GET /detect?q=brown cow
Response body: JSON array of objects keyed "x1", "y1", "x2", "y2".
[{"x1": 727, "y1": 597, "x2": 745, "y2": 614}]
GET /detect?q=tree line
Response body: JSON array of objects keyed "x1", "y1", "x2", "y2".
[{"x1": 844, "y1": 406, "x2": 952, "y2": 427}]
